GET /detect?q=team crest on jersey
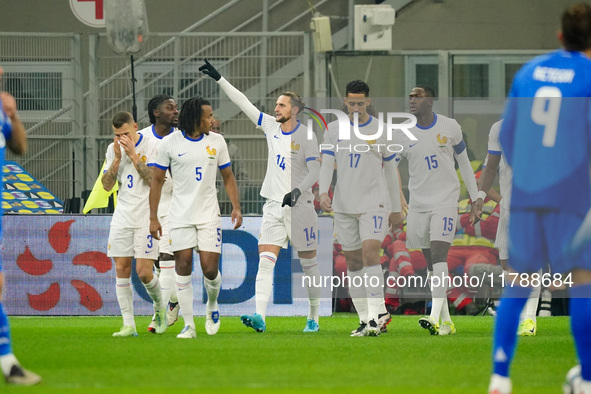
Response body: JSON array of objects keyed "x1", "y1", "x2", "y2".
[
  {"x1": 206, "y1": 146, "x2": 216, "y2": 159},
  {"x1": 436, "y1": 134, "x2": 448, "y2": 147},
  {"x1": 139, "y1": 154, "x2": 147, "y2": 163},
  {"x1": 366, "y1": 139, "x2": 376, "y2": 146},
  {"x1": 290, "y1": 141, "x2": 300, "y2": 154}
]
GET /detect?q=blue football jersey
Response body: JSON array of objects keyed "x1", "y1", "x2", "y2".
[{"x1": 499, "y1": 50, "x2": 591, "y2": 215}]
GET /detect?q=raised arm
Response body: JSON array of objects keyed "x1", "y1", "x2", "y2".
[{"x1": 199, "y1": 59, "x2": 261, "y2": 124}]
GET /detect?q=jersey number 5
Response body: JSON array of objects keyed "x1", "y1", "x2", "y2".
[{"x1": 531, "y1": 86, "x2": 562, "y2": 148}]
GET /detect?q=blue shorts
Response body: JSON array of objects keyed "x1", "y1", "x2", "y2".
[{"x1": 509, "y1": 209, "x2": 591, "y2": 273}]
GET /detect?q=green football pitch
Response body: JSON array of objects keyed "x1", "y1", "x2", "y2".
[{"x1": 4, "y1": 314, "x2": 577, "y2": 393}]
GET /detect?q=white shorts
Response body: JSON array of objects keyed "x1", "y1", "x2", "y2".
[
  {"x1": 334, "y1": 210, "x2": 389, "y2": 251},
  {"x1": 170, "y1": 220, "x2": 222, "y2": 253},
  {"x1": 159, "y1": 214, "x2": 172, "y2": 256},
  {"x1": 495, "y1": 207, "x2": 510, "y2": 260},
  {"x1": 258, "y1": 200, "x2": 318, "y2": 251},
  {"x1": 107, "y1": 226, "x2": 159, "y2": 260},
  {"x1": 406, "y1": 206, "x2": 458, "y2": 249}
]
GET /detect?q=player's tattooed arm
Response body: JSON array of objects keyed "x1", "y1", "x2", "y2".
[
  {"x1": 102, "y1": 140, "x2": 121, "y2": 192},
  {"x1": 133, "y1": 158, "x2": 153, "y2": 186},
  {"x1": 101, "y1": 161, "x2": 120, "y2": 192}
]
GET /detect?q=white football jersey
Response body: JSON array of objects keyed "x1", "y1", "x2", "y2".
[
  {"x1": 487, "y1": 120, "x2": 512, "y2": 210},
  {"x1": 322, "y1": 115, "x2": 395, "y2": 214},
  {"x1": 139, "y1": 125, "x2": 176, "y2": 218},
  {"x1": 396, "y1": 113, "x2": 464, "y2": 212},
  {"x1": 152, "y1": 131, "x2": 230, "y2": 228},
  {"x1": 257, "y1": 114, "x2": 319, "y2": 207},
  {"x1": 104, "y1": 133, "x2": 158, "y2": 228}
]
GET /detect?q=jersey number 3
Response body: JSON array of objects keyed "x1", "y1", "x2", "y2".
[{"x1": 531, "y1": 86, "x2": 562, "y2": 148}]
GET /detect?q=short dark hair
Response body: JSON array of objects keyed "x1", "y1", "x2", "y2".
[
  {"x1": 415, "y1": 84, "x2": 436, "y2": 97},
  {"x1": 279, "y1": 91, "x2": 304, "y2": 114},
  {"x1": 112, "y1": 111, "x2": 134, "y2": 129},
  {"x1": 345, "y1": 80, "x2": 370, "y2": 97},
  {"x1": 178, "y1": 97, "x2": 211, "y2": 134},
  {"x1": 561, "y1": 3, "x2": 591, "y2": 51},
  {"x1": 148, "y1": 94, "x2": 174, "y2": 124}
]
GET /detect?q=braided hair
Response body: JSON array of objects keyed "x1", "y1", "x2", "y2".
[
  {"x1": 148, "y1": 94, "x2": 174, "y2": 124},
  {"x1": 178, "y1": 97, "x2": 211, "y2": 135}
]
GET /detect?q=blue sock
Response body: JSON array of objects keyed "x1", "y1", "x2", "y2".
[
  {"x1": 0, "y1": 303, "x2": 13, "y2": 356},
  {"x1": 492, "y1": 285, "x2": 531, "y2": 377},
  {"x1": 570, "y1": 284, "x2": 591, "y2": 381}
]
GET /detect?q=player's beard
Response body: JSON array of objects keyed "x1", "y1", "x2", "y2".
[{"x1": 276, "y1": 114, "x2": 291, "y2": 123}]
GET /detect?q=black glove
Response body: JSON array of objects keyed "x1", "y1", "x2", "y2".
[
  {"x1": 281, "y1": 188, "x2": 301, "y2": 207},
  {"x1": 199, "y1": 58, "x2": 221, "y2": 81}
]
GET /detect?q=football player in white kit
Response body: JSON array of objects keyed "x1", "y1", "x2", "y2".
[
  {"x1": 470, "y1": 120, "x2": 541, "y2": 336},
  {"x1": 102, "y1": 111, "x2": 167, "y2": 337},
  {"x1": 395, "y1": 85, "x2": 479, "y2": 336},
  {"x1": 140, "y1": 95, "x2": 181, "y2": 333},
  {"x1": 199, "y1": 59, "x2": 323, "y2": 333},
  {"x1": 149, "y1": 97, "x2": 242, "y2": 339},
  {"x1": 318, "y1": 80, "x2": 403, "y2": 336}
]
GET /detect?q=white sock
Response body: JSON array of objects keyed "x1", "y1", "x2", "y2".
[
  {"x1": 348, "y1": 267, "x2": 368, "y2": 323},
  {"x1": 579, "y1": 379, "x2": 591, "y2": 394},
  {"x1": 489, "y1": 374, "x2": 512, "y2": 394},
  {"x1": 176, "y1": 274, "x2": 195, "y2": 329},
  {"x1": 539, "y1": 289, "x2": 552, "y2": 317},
  {"x1": 255, "y1": 252, "x2": 276, "y2": 321},
  {"x1": 365, "y1": 264, "x2": 384, "y2": 324},
  {"x1": 378, "y1": 302, "x2": 388, "y2": 316},
  {"x1": 0, "y1": 354, "x2": 18, "y2": 376},
  {"x1": 204, "y1": 271, "x2": 222, "y2": 311},
  {"x1": 300, "y1": 257, "x2": 321, "y2": 322},
  {"x1": 143, "y1": 275, "x2": 164, "y2": 311},
  {"x1": 116, "y1": 277, "x2": 135, "y2": 328},
  {"x1": 430, "y1": 262, "x2": 449, "y2": 323},
  {"x1": 440, "y1": 297, "x2": 452, "y2": 323},
  {"x1": 521, "y1": 279, "x2": 541, "y2": 323},
  {"x1": 159, "y1": 259, "x2": 177, "y2": 305}
]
